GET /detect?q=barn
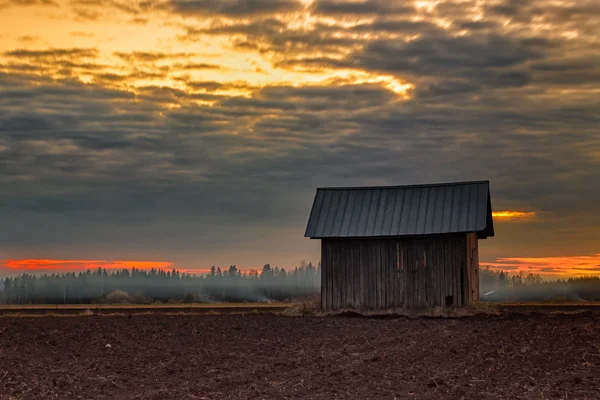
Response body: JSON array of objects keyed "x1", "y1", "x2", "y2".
[{"x1": 305, "y1": 180, "x2": 494, "y2": 310}]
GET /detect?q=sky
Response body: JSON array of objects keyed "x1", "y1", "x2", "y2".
[{"x1": 0, "y1": 0, "x2": 599, "y2": 279}]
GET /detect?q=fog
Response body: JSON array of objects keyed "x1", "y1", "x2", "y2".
[
  {"x1": 1, "y1": 264, "x2": 320, "y2": 304},
  {"x1": 480, "y1": 269, "x2": 600, "y2": 302},
  {"x1": 3, "y1": 265, "x2": 598, "y2": 305}
]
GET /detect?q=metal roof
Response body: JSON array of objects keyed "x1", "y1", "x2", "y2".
[{"x1": 305, "y1": 180, "x2": 494, "y2": 239}]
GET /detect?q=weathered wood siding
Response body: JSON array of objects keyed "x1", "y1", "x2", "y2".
[
  {"x1": 466, "y1": 233, "x2": 480, "y2": 301},
  {"x1": 321, "y1": 235, "x2": 474, "y2": 310}
]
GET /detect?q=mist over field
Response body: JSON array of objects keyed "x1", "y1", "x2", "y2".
[
  {"x1": 2, "y1": 264, "x2": 599, "y2": 305},
  {"x1": 480, "y1": 269, "x2": 600, "y2": 302},
  {"x1": 0, "y1": 263, "x2": 320, "y2": 304}
]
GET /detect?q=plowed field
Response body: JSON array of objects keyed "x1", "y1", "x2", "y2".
[{"x1": 0, "y1": 309, "x2": 598, "y2": 399}]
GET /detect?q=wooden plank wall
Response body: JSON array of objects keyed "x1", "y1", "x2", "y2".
[
  {"x1": 468, "y1": 233, "x2": 480, "y2": 301},
  {"x1": 321, "y1": 235, "x2": 473, "y2": 310},
  {"x1": 465, "y1": 233, "x2": 481, "y2": 303}
]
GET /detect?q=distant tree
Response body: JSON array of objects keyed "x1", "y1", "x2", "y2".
[
  {"x1": 261, "y1": 264, "x2": 272, "y2": 278},
  {"x1": 228, "y1": 265, "x2": 238, "y2": 278},
  {"x1": 499, "y1": 271, "x2": 506, "y2": 287}
]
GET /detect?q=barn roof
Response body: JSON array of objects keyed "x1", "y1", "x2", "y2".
[{"x1": 305, "y1": 180, "x2": 494, "y2": 239}]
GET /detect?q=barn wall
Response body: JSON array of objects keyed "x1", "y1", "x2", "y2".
[
  {"x1": 467, "y1": 233, "x2": 480, "y2": 301},
  {"x1": 321, "y1": 235, "x2": 472, "y2": 310}
]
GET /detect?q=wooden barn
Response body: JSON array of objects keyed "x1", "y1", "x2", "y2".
[{"x1": 305, "y1": 180, "x2": 494, "y2": 310}]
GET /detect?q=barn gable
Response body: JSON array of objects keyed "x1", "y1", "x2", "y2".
[{"x1": 305, "y1": 180, "x2": 494, "y2": 239}]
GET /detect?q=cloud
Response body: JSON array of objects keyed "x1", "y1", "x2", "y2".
[
  {"x1": 17, "y1": 35, "x2": 41, "y2": 43},
  {"x1": 310, "y1": 0, "x2": 413, "y2": 17},
  {"x1": 113, "y1": 51, "x2": 196, "y2": 62},
  {"x1": 68, "y1": 0, "x2": 158, "y2": 20},
  {"x1": 4, "y1": 48, "x2": 99, "y2": 59},
  {"x1": 1, "y1": 0, "x2": 58, "y2": 7},
  {"x1": 0, "y1": 0, "x2": 599, "y2": 270},
  {"x1": 168, "y1": 0, "x2": 302, "y2": 17},
  {"x1": 72, "y1": 6, "x2": 103, "y2": 20},
  {"x1": 69, "y1": 31, "x2": 95, "y2": 37},
  {"x1": 179, "y1": 62, "x2": 223, "y2": 70}
]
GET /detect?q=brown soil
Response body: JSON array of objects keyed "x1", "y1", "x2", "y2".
[
  {"x1": 0, "y1": 309, "x2": 598, "y2": 399},
  {"x1": 0, "y1": 303, "x2": 290, "y2": 317}
]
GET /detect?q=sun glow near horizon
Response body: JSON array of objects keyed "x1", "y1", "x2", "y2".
[
  {"x1": 3, "y1": 259, "x2": 173, "y2": 272},
  {"x1": 492, "y1": 211, "x2": 537, "y2": 221}
]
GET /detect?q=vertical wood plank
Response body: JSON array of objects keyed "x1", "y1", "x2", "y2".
[
  {"x1": 453, "y1": 237, "x2": 459, "y2": 307},
  {"x1": 338, "y1": 240, "x2": 343, "y2": 309},
  {"x1": 377, "y1": 241, "x2": 382, "y2": 309},
  {"x1": 342, "y1": 240, "x2": 347, "y2": 308},
  {"x1": 328, "y1": 240, "x2": 334, "y2": 310},
  {"x1": 390, "y1": 241, "x2": 394, "y2": 308},
  {"x1": 349, "y1": 240, "x2": 354, "y2": 308},
  {"x1": 330, "y1": 240, "x2": 334, "y2": 310},
  {"x1": 452, "y1": 237, "x2": 458, "y2": 307},
  {"x1": 433, "y1": 238, "x2": 439, "y2": 307},
  {"x1": 473, "y1": 234, "x2": 480, "y2": 301},
  {"x1": 403, "y1": 240, "x2": 408, "y2": 309},
  {"x1": 466, "y1": 234, "x2": 471, "y2": 304},
  {"x1": 368, "y1": 239, "x2": 372, "y2": 310},
  {"x1": 321, "y1": 241, "x2": 326, "y2": 310},
  {"x1": 405, "y1": 240, "x2": 410, "y2": 308},
  {"x1": 445, "y1": 237, "x2": 451, "y2": 307},
  {"x1": 457, "y1": 236, "x2": 462, "y2": 306}
]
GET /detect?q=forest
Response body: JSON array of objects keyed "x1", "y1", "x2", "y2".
[
  {"x1": 1, "y1": 263, "x2": 599, "y2": 304},
  {"x1": 0, "y1": 263, "x2": 320, "y2": 304},
  {"x1": 479, "y1": 269, "x2": 600, "y2": 302}
]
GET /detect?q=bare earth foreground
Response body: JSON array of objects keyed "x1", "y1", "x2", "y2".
[{"x1": 0, "y1": 308, "x2": 598, "y2": 399}]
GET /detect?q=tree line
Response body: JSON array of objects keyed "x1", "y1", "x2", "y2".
[
  {"x1": 480, "y1": 268, "x2": 600, "y2": 301},
  {"x1": 0, "y1": 262, "x2": 320, "y2": 305},
  {"x1": 2, "y1": 263, "x2": 598, "y2": 304}
]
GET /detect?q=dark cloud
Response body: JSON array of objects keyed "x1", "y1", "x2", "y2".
[
  {"x1": 485, "y1": 0, "x2": 600, "y2": 23},
  {"x1": 4, "y1": 48, "x2": 98, "y2": 58},
  {"x1": 68, "y1": 0, "x2": 158, "y2": 20},
  {"x1": 355, "y1": 34, "x2": 551, "y2": 75},
  {"x1": 184, "y1": 18, "x2": 287, "y2": 38},
  {"x1": 310, "y1": 0, "x2": 413, "y2": 17},
  {"x1": 168, "y1": 0, "x2": 302, "y2": 17},
  {"x1": 1, "y1": 0, "x2": 58, "y2": 6},
  {"x1": 179, "y1": 62, "x2": 222, "y2": 70},
  {"x1": 113, "y1": 51, "x2": 196, "y2": 62},
  {"x1": 17, "y1": 35, "x2": 40, "y2": 42},
  {"x1": 69, "y1": 31, "x2": 95, "y2": 37},
  {"x1": 72, "y1": 6, "x2": 103, "y2": 19},
  {"x1": 1, "y1": 0, "x2": 600, "y2": 267}
]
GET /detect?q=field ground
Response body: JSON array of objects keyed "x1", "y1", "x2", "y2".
[
  {"x1": 0, "y1": 303, "x2": 292, "y2": 316},
  {"x1": 1, "y1": 301, "x2": 600, "y2": 317},
  {"x1": 0, "y1": 307, "x2": 598, "y2": 399}
]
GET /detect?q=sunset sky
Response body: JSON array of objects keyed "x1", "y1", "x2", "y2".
[{"x1": 1, "y1": 0, "x2": 599, "y2": 279}]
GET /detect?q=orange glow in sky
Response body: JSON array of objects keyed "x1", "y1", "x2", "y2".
[
  {"x1": 1, "y1": 260, "x2": 268, "y2": 276},
  {"x1": 492, "y1": 211, "x2": 537, "y2": 220},
  {"x1": 4, "y1": 259, "x2": 173, "y2": 272},
  {"x1": 481, "y1": 254, "x2": 600, "y2": 278}
]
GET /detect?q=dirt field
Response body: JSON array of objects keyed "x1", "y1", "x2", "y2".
[
  {"x1": 0, "y1": 303, "x2": 291, "y2": 317},
  {"x1": 0, "y1": 308, "x2": 598, "y2": 399}
]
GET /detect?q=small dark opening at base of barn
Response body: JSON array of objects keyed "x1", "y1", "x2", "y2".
[{"x1": 304, "y1": 180, "x2": 495, "y2": 311}]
